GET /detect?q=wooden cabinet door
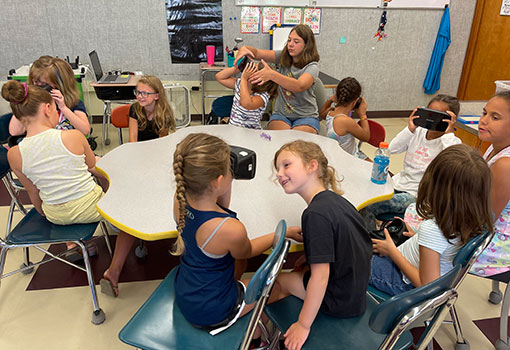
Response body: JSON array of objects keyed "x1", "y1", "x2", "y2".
[{"x1": 458, "y1": 0, "x2": 510, "y2": 100}]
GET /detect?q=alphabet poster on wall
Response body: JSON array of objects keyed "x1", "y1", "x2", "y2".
[
  {"x1": 303, "y1": 8, "x2": 321, "y2": 34},
  {"x1": 283, "y1": 7, "x2": 303, "y2": 25},
  {"x1": 262, "y1": 7, "x2": 282, "y2": 33},
  {"x1": 241, "y1": 6, "x2": 261, "y2": 33},
  {"x1": 166, "y1": 0, "x2": 223, "y2": 63}
]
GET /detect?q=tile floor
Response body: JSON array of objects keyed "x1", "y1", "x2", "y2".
[{"x1": 1, "y1": 105, "x2": 503, "y2": 350}]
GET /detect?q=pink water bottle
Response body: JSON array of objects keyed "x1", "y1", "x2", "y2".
[{"x1": 206, "y1": 45, "x2": 215, "y2": 65}]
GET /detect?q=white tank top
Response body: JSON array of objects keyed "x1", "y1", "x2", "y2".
[{"x1": 18, "y1": 129, "x2": 96, "y2": 205}]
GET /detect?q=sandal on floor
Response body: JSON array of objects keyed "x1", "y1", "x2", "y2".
[{"x1": 100, "y1": 275, "x2": 119, "y2": 297}]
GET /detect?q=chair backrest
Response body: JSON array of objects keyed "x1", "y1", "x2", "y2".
[
  {"x1": 0, "y1": 113, "x2": 13, "y2": 144},
  {"x1": 211, "y1": 95, "x2": 234, "y2": 118},
  {"x1": 111, "y1": 105, "x2": 131, "y2": 128},
  {"x1": 244, "y1": 220, "x2": 288, "y2": 304},
  {"x1": 314, "y1": 77, "x2": 327, "y2": 113},
  {"x1": 358, "y1": 119, "x2": 386, "y2": 148},
  {"x1": 452, "y1": 230, "x2": 492, "y2": 288},
  {"x1": 369, "y1": 264, "x2": 461, "y2": 336}
]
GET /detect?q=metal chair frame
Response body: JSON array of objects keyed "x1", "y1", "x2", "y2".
[{"x1": 0, "y1": 213, "x2": 113, "y2": 325}]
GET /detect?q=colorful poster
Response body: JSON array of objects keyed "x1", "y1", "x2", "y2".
[
  {"x1": 262, "y1": 7, "x2": 282, "y2": 33},
  {"x1": 240, "y1": 6, "x2": 260, "y2": 33},
  {"x1": 303, "y1": 8, "x2": 321, "y2": 34},
  {"x1": 283, "y1": 7, "x2": 302, "y2": 25}
]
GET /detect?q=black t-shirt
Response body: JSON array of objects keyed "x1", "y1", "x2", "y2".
[
  {"x1": 302, "y1": 190, "x2": 372, "y2": 318},
  {"x1": 129, "y1": 104, "x2": 159, "y2": 141}
]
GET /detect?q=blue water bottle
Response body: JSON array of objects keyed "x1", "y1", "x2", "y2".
[{"x1": 371, "y1": 142, "x2": 390, "y2": 184}]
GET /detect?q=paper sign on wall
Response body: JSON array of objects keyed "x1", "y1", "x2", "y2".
[
  {"x1": 283, "y1": 7, "x2": 302, "y2": 25},
  {"x1": 501, "y1": 0, "x2": 510, "y2": 16},
  {"x1": 303, "y1": 8, "x2": 321, "y2": 34},
  {"x1": 241, "y1": 6, "x2": 260, "y2": 33},
  {"x1": 262, "y1": 7, "x2": 282, "y2": 33}
]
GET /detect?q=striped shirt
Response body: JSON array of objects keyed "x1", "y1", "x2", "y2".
[
  {"x1": 229, "y1": 79, "x2": 270, "y2": 130},
  {"x1": 398, "y1": 218, "x2": 460, "y2": 284}
]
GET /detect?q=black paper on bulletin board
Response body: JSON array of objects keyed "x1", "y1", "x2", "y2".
[{"x1": 166, "y1": 0, "x2": 224, "y2": 63}]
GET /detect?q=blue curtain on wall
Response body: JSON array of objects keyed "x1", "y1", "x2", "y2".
[
  {"x1": 423, "y1": 7, "x2": 451, "y2": 95},
  {"x1": 166, "y1": 0, "x2": 223, "y2": 64}
]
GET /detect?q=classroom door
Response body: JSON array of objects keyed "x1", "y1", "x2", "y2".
[{"x1": 458, "y1": 0, "x2": 510, "y2": 100}]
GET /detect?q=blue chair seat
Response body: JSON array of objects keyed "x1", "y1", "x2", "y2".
[
  {"x1": 6, "y1": 208, "x2": 98, "y2": 245},
  {"x1": 265, "y1": 295, "x2": 413, "y2": 350},
  {"x1": 119, "y1": 267, "x2": 253, "y2": 350},
  {"x1": 367, "y1": 285, "x2": 392, "y2": 303}
]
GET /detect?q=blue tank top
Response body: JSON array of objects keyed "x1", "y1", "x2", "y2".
[{"x1": 175, "y1": 205, "x2": 239, "y2": 326}]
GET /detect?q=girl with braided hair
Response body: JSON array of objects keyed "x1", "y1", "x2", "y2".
[
  {"x1": 172, "y1": 133, "x2": 301, "y2": 335},
  {"x1": 319, "y1": 77, "x2": 370, "y2": 155}
]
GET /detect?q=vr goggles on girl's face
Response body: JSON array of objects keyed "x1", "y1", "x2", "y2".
[{"x1": 230, "y1": 145, "x2": 256, "y2": 180}]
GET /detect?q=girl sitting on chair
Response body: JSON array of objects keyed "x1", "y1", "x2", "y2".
[
  {"x1": 369, "y1": 144, "x2": 494, "y2": 296},
  {"x1": 172, "y1": 133, "x2": 301, "y2": 339},
  {"x1": 129, "y1": 75, "x2": 176, "y2": 142}
]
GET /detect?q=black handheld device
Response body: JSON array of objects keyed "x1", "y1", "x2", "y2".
[
  {"x1": 354, "y1": 97, "x2": 362, "y2": 109},
  {"x1": 413, "y1": 107, "x2": 451, "y2": 132},
  {"x1": 37, "y1": 83, "x2": 54, "y2": 93},
  {"x1": 230, "y1": 145, "x2": 256, "y2": 180},
  {"x1": 235, "y1": 55, "x2": 251, "y2": 72}
]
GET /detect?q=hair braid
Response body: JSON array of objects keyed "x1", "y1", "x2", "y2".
[{"x1": 172, "y1": 153, "x2": 187, "y2": 255}]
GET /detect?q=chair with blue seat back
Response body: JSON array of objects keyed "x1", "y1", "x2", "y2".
[
  {"x1": 265, "y1": 264, "x2": 462, "y2": 350},
  {"x1": 119, "y1": 219, "x2": 291, "y2": 350},
  {"x1": 0, "y1": 208, "x2": 112, "y2": 324},
  {"x1": 0, "y1": 112, "x2": 32, "y2": 271},
  {"x1": 368, "y1": 230, "x2": 493, "y2": 350}
]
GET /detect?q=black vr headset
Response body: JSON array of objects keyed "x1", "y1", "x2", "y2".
[{"x1": 230, "y1": 145, "x2": 256, "y2": 180}]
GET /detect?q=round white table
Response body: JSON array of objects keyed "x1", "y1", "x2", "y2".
[{"x1": 96, "y1": 125, "x2": 393, "y2": 241}]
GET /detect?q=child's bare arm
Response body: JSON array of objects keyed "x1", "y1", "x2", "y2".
[
  {"x1": 128, "y1": 117, "x2": 138, "y2": 142},
  {"x1": 284, "y1": 263, "x2": 329, "y2": 350},
  {"x1": 9, "y1": 116, "x2": 26, "y2": 136},
  {"x1": 7, "y1": 147, "x2": 44, "y2": 215},
  {"x1": 51, "y1": 89, "x2": 90, "y2": 135},
  {"x1": 215, "y1": 66, "x2": 238, "y2": 90},
  {"x1": 491, "y1": 158, "x2": 510, "y2": 219},
  {"x1": 319, "y1": 96, "x2": 335, "y2": 120}
]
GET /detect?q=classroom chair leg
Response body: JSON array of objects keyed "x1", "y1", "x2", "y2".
[
  {"x1": 77, "y1": 241, "x2": 105, "y2": 325},
  {"x1": 490, "y1": 280, "x2": 503, "y2": 304},
  {"x1": 0, "y1": 246, "x2": 7, "y2": 288},
  {"x1": 99, "y1": 221, "x2": 113, "y2": 257},
  {"x1": 450, "y1": 306, "x2": 470, "y2": 350}
]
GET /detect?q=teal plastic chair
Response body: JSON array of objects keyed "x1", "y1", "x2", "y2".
[
  {"x1": 119, "y1": 220, "x2": 291, "y2": 350},
  {"x1": 0, "y1": 113, "x2": 32, "y2": 271},
  {"x1": 368, "y1": 230, "x2": 493, "y2": 350},
  {"x1": 0, "y1": 208, "x2": 113, "y2": 324},
  {"x1": 265, "y1": 264, "x2": 462, "y2": 350}
]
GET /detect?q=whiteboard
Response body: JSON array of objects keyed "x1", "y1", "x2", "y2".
[
  {"x1": 316, "y1": 0, "x2": 380, "y2": 8},
  {"x1": 236, "y1": 0, "x2": 450, "y2": 8},
  {"x1": 236, "y1": 0, "x2": 309, "y2": 6},
  {"x1": 385, "y1": 0, "x2": 449, "y2": 9},
  {"x1": 270, "y1": 25, "x2": 294, "y2": 51}
]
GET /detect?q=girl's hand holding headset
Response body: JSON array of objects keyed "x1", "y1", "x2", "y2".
[
  {"x1": 234, "y1": 47, "x2": 255, "y2": 65},
  {"x1": 371, "y1": 229, "x2": 398, "y2": 257},
  {"x1": 50, "y1": 89, "x2": 66, "y2": 110},
  {"x1": 443, "y1": 111, "x2": 457, "y2": 134},
  {"x1": 240, "y1": 61, "x2": 258, "y2": 81},
  {"x1": 249, "y1": 60, "x2": 275, "y2": 85},
  {"x1": 355, "y1": 97, "x2": 368, "y2": 117},
  {"x1": 407, "y1": 107, "x2": 420, "y2": 133}
]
